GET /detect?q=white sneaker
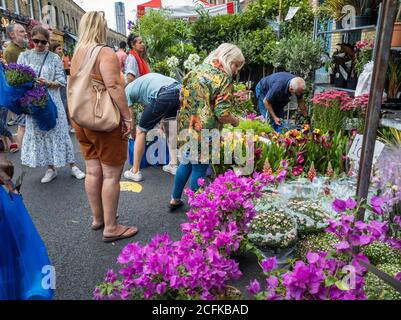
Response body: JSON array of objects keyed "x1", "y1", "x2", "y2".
[
  {"x1": 163, "y1": 164, "x2": 178, "y2": 175},
  {"x1": 71, "y1": 166, "x2": 86, "y2": 180},
  {"x1": 41, "y1": 169, "x2": 57, "y2": 183},
  {"x1": 124, "y1": 170, "x2": 143, "y2": 182}
]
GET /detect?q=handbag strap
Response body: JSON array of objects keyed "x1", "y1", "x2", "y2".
[
  {"x1": 77, "y1": 45, "x2": 107, "y2": 75},
  {"x1": 38, "y1": 51, "x2": 50, "y2": 77}
]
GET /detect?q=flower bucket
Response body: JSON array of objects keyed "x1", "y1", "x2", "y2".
[
  {"x1": 128, "y1": 137, "x2": 170, "y2": 168},
  {"x1": 391, "y1": 22, "x2": 401, "y2": 48}
]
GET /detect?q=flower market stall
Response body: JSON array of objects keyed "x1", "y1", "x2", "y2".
[{"x1": 91, "y1": 0, "x2": 401, "y2": 301}]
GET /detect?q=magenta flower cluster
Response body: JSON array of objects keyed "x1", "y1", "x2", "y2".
[{"x1": 94, "y1": 171, "x2": 269, "y2": 300}]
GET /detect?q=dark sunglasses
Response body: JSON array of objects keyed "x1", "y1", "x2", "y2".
[{"x1": 32, "y1": 39, "x2": 48, "y2": 45}]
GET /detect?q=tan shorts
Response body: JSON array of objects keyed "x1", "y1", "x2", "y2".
[{"x1": 73, "y1": 122, "x2": 127, "y2": 166}]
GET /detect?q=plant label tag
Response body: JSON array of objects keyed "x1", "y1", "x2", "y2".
[
  {"x1": 348, "y1": 134, "x2": 385, "y2": 167},
  {"x1": 285, "y1": 7, "x2": 300, "y2": 21}
]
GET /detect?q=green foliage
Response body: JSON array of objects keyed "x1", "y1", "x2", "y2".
[
  {"x1": 363, "y1": 241, "x2": 401, "y2": 266},
  {"x1": 269, "y1": 32, "x2": 324, "y2": 79},
  {"x1": 247, "y1": 0, "x2": 315, "y2": 37},
  {"x1": 134, "y1": 10, "x2": 190, "y2": 64},
  {"x1": 312, "y1": 101, "x2": 346, "y2": 133},
  {"x1": 235, "y1": 120, "x2": 273, "y2": 136},
  {"x1": 152, "y1": 60, "x2": 171, "y2": 77},
  {"x1": 190, "y1": 11, "x2": 266, "y2": 54},
  {"x1": 305, "y1": 130, "x2": 348, "y2": 175},
  {"x1": 232, "y1": 28, "x2": 277, "y2": 66},
  {"x1": 364, "y1": 263, "x2": 401, "y2": 300}
]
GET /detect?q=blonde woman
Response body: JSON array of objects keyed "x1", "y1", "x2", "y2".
[
  {"x1": 69, "y1": 11, "x2": 138, "y2": 242},
  {"x1": 169, "y1": 43, "x2": 245, "y2": 211}
]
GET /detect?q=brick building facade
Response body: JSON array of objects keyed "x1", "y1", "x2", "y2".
[{"x1": 1, "y1": 0, "x2": 126, "y2": 52}]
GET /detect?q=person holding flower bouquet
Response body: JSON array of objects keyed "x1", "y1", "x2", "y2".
[{"x1": 17, "y1": 26, "x2": 85, "y2": 183}]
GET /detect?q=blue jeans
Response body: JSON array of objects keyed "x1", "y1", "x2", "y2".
[
  {"x1": 256, "y1": 83, "x2": 284, "y2": 133},
  {"x1": 171, "y1": 162, "x2": 209, "y2": 200},
  {"x1": 139, "y1": 82, "x2": 180, "y2": 132},
  {"x1": 255, "y1": 83, "x2": 268, "y2": 119}
]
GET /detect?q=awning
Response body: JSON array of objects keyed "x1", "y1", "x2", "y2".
[
  {"x1": 137, "y1": 0, "x2": 235, "y2": 19},
  {"x1": 65, "y1": 31, "x2": 79, "y2": 42}
]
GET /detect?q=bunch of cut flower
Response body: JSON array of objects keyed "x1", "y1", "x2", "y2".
[
  {"x1": 1, "y1": 63, "x2": 57, "y2": 131},
  {"x1": 249, "y1": 201, "x2": 298, "y2": 249},
  {"x1": 0, "y1": 63, "x2": 35, "y2": 114}
]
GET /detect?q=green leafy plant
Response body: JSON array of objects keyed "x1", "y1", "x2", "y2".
[
  {"x1": 378, "y1": 128, "x2": 401, "y2": 146},
  {"x1": 151, "y1": 60, "x2": 171, "y2": 77},
  {"x1": 387, "y1": 57, "x2": 401, "y2": 98},
  {"x1": 269, "y1": 32, "x2": 324, "y2": 79}
]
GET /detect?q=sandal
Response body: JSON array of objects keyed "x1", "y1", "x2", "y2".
[
  {"x1": 103, "y1": 226, "x2": 138, "y2": 243},
  {"x1": 168, "y1": 200, "x2": 184, "y2": 212},
  {"x1": 9, "y1": 143, "x2": 19, "y2": 153}
]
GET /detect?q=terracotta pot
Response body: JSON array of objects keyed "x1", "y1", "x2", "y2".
[{"x1": 391, "y1": 22, "x2": 401, "y2": 48}]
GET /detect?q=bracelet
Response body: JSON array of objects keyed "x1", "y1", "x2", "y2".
[{"x1": 122, "y1": 118, "x2": 132, "y2": 123}]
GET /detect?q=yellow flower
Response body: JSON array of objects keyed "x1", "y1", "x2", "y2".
[
  {"x1": 254, "y1": 135, "x2": 259, "y2": 142},
  {"x1": 184, "y1": 89, "x2": 190, "y2": 97},
  {"x1": 314, "y1": 128, "x2": 320, "y2": 134}
]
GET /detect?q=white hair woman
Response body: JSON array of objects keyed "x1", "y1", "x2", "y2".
[
  {"x1": 168, "y1": 43, "x2": 245, "y2": 211},
  {"x1": 69, "y1": 11, "x2": 138, "y2": 242}
]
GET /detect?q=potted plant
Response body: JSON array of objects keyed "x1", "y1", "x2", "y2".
[{"x1": 391, "y1": 0, "x2": 401, "y2": 48}]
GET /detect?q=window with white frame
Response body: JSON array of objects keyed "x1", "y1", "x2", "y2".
[
  {"x1": 14, "y1": 0, "x2": 20, "y2": 14},
  {"x1": 0, "y1": 0, "x2": 6, "y2": 10},
  {"x1": 29, "y1": 0, "x2": 35, "y2": 19},
  {"x1": 37, "y1": 0, "x2": 42, "y2": 21}
]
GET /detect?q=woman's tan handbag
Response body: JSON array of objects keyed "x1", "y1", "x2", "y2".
[{"x1": 67, "y1": 45, "x2": 120, "y2": 132}]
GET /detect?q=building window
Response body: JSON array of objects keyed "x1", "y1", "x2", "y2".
[
  {"x1": 54, "y1": 6, "x2": 59, "y2": 28},
  {"x1": 37, "y1": 0, "x2": 42, "y2": 20},
  {"x1": 28, "y1": 0, "x2": 35, "y2": 19},
  {"x1": 62, "y1": 11, "x2": 65, "y2": 28},
  {"x1": 66, "y1": 14, "x2": 70, "y2": 29},
  {"x1": 14, "y1": 0, "x2": 20, "y2": 14},
  {"x1": 0, "y1": 0, "x2": 6, "y2": 10}
]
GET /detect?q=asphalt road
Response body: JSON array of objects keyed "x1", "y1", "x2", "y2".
[{"x1": 7, "y1": 132, "x2": 262, "y2": 300}]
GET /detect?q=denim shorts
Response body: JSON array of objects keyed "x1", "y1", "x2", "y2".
[{"x1": 138, "y1": 82, "x2": 181, "y2": 132}]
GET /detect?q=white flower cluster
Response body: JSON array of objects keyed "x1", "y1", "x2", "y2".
[
  {"x1": 183, "y1": 54, "x2": 200, "y2": 71},
  {"x1": 166, "y1": 55, "x2": 179, "y2": 69},
  {"x1": 249, "y1": 204, "x2": 298, "y2": 248},
  {"x1": 287, "y1": 198, "x2": 333, "y2": 235}
]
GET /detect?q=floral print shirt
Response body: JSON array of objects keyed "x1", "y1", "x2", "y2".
[{"x1": 178, "y1": 62, "x2": 233, "y2": 151}]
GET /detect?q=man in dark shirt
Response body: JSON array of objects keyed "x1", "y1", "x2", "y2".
[{"x1": 255, "y1": 72, "x2": 308, "y2": 132}]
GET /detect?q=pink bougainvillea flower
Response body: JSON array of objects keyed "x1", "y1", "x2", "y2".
[
  {"x1": 333, "y1": 199, "x2": 347, "y2": 213},
  {"x1": 261, "y1": 257, "x2": 277, "y2": 274}
]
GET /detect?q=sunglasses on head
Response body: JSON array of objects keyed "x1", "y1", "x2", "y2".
[{"x1": 32, "y1": 39, "x2": 48, "y2": 45}]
